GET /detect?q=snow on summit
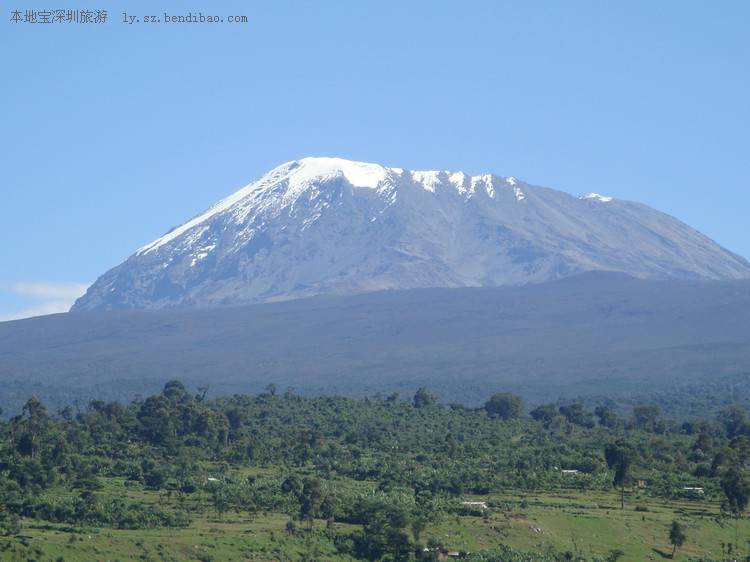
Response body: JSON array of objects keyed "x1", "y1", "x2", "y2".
[
  {"x1": 291, "y1": 157, "x2": 390, "y2": 189},
  {"x1": 579, "y1": 193, "x2": 614, "y2": 203},
  {"x1": 138, "y1": 158, "x2": 394, "y2": 255},
  {"x1": 138, "y1": 157, "x2": 513, "y2": 255},
  {"x1": 74, "y1": 157, "x2": 750, "y2": 311}
]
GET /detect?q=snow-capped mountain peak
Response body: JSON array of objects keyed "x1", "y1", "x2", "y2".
[
  {"x1": 74, "y1": 157, "x2": 750, "y2": 311},
  {"x1": 137, "y1": 157, "x2": 520, "y2": 256}
]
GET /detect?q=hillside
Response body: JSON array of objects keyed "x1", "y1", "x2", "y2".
[{"x1": 3, "y1": 273, "x2": 750, "y2": 413}]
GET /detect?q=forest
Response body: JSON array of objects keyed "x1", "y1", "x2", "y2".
[{"x1": 1, "y1": 380, "x2": 749, "y2": 561}]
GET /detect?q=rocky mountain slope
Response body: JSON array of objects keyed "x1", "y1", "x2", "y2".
[{"x1": 73, "y1": 157, "x2": 750, "y2": 310}]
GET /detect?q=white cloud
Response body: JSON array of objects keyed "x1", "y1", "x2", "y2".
[
  {"x1": 11, "y1": 281, "x2": 90, "y2": 301},
  {"x1": 0, "y1": 281, "x2": 90, "y2": 322}
]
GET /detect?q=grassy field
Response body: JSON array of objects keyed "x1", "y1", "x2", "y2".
[
  {"x1": 2, "y1": 479, "x2": 748, "y2": 562},
  {"x1": 6, "y1": 515, "x2": 353, "y2": 562},
  {"x1": 431, "y1": 490, "x2": 747, "y2": 561}
]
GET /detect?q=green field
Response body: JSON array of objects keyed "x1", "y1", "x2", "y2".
[{"x1": 3, "y1": 478, "x2": 748, "y2": 562}]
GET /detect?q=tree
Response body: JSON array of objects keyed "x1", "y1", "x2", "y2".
[
  {"x1": 559, "y1": 403, "x2": 594, "y2": 428},
  {"x1": 484, "y1": 393, "x2": 523, "y2": 420},
  {"x1": 632, "y1": 405, "x2": 661, "y2": 431},
  {"x1": 0, "y1": 512, "x2": 21, "y2": 536},
  {"x1": 137, "y1": 395, "x2": 174, "y2": 445},
  {"x1": 720, "y1": 466, "x2": 750, "y2": 551},
  {"x1": 195, "y1": 386, "x2": 209, "y2": 402},
  {"x1": 163, "y1": 380, "x2": 190, "y2": 404},
  {"x1": 411, "y1": 517, "x2": 427, "y2": 543},
  {"x1": 299, "y1": 477, "x2": 323, "y2": 528},
  {"x1": 281, "y1": 474, "x2": 303, "y2": 496},
  {"x1": 530, "y1": 404, "x2": 558, "y2": 426},
  {"x1": 264, "y1": 383, "x2": 277, "y2": 397},
  {"x1": 605, "y1": 440, "x2": 634, "y2": 509},
  {"x1": 668, "y1": 520, "x2": 686, "y2": 558},
  {"x1": 208, "y1": 483, "x2": 229, "y2": 520},
  {"x1": 721, "y1": 467, "x2": 750, "y2": 515},
  {"x1": 720, "y1": 406, "x2": 749, "y2": 439},
  {"x1": 354, "y1": 502, "x2": 413, "y2": 561},
  {"x1": 17, "y1": 396, "x2": 49, "y2": 458},
  {"x1": 412, "y1": 387, "x2": 436, "y2": 409},
  {"x1": 595, "y1": 406, "x2": 618, "y2": 428}
]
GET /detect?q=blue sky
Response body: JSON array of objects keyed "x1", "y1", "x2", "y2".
[{"x1": 2, "y1": 1, "x2": 749, "y2": 320}]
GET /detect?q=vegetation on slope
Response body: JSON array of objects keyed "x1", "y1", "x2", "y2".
[{"x1": 1, "y1": 381, "x2": 749, "y2": 561}]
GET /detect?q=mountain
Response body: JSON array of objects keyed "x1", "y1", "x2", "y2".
[
  {"x1": 72, "y1": 157, "x2": 750, "y2": 310},
  {"x1": 5, "y1": 273, "x2": 750, "y2": 415}
]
